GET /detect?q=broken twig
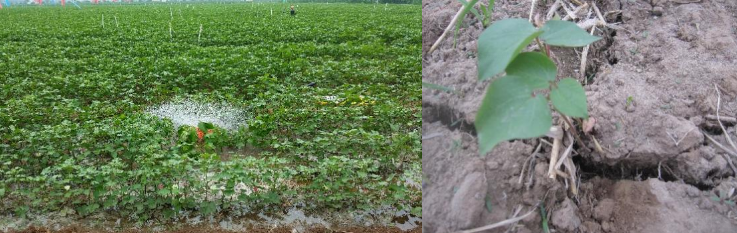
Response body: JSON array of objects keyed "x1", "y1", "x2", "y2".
[{"x1": 706, "y1": 115, "x2": 737, "y2": 124}]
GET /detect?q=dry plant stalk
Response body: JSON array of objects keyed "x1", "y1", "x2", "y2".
[
  {"x1": 529, "y1": 0, "x2": 538, "y2": 22},
  {"x1": 546, "y1": 0, "x2": 561, "y2": 20},
  {"x1": 554, "y1": 135, "x2": 574, "y2": 171},
  {"x1": 580, "y1": 25, "x2": 595, "y2": 83},
  {"x1": 548, "y1": 132, "x2": 562, "y2": 179},
  {"x1": 519, "y1": 141, "x2": 543, "y2": 184},
  {"x1": 564, "y1": 156, "x2": 578, "y2": 195},
  {"x1": 706, "y1": 114, "x2": 737, "y2": 124},
  {"x1": 428, "y1": 6, "x2": 465, "y2": 54}
]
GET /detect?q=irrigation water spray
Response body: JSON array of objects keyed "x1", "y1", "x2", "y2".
[{"x1": 146, "y1": 99, "x2": 249, "y2": 131}]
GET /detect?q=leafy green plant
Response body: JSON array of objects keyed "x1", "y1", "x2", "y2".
[
  {"x1": 710, "y1": 189, "x2": 736, "y2": 206},
  {"x1": 540, "y1": 203, "x2": 550, "y2": 233},
  {"x1": 479, "y1": 0, "x2": 495, "y2": 28},
  {"x1": 453, "y1": 0, "x2": 494, "y2": 46},
  {"x1": 0, "y1": 3, "x2": 420, "y2": 221},
  {"x1": 475, "y1": 18, "x2": 600, "y2": 154}
]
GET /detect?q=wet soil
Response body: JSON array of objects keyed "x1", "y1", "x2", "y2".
[
  {"x1": 423, "y1": 0, "x2": 737, "y2": 232},
  {"x1": 1, "y1": 206, "x2": 420, "y2": 233},
  {"x1": 5, "y1": 225, "x2": 423, "y2": 233}
]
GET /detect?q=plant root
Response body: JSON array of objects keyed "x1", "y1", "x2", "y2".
[{"x1": 458, "y1": 206, "x2": 538, "y2": 233}]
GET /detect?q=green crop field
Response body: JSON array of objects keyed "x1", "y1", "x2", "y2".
[{"x1": 0, "y1": 3, "x2": 421, "y2": 223}]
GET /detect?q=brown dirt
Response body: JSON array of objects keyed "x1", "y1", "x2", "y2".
[
  {"x1": 4, "y1": 225, "x2": 422, "y2": 233},
  {"x1": 423, "y1": 0, "x2": 737, "y2": 232}
]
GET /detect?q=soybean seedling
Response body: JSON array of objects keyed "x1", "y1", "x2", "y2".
[{"x1": 475, "y1": 19, "x2": 601, "y2": 155}]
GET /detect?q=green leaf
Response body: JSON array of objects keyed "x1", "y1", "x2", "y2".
[
  {"x1": 469, "y1": 8, "x2": 481, "y2": 19},
  {"x1": 198, "y1": 122, "x2": 215, "y2": 130},
  {"x1": 422, "y1": 82, "x2": 457, "y2": 94},
  {"x1": 457, "y1": 0, "x2": 481, "y2": 18},
  {"x1": 476, "y1": 75, "x2": 552, "y2": 155},
  {"x1": 504, "y1": 52, "x2": 557, "y2": 89},
  {"x1": 411, "y1": 206, "x2": 422, "y2": 217},
  {"x1": 88, "y1": 203, "x2": 100, "y2": 212},
  {"x1": 540, "y1": 20, "x2": 601, "y2": 47},
  {"x1": 551, "y1": 78, "x2": 588, "y2": 118},
  {"x1": 157, "y1": 188, "x2": 170, "y2": 196},
  {"x1": 478, "y1": 19, "x2": 541, "y2": 80},
  {"x1": 104, "y1": 198, "x2": 117, "y2": 208},
  {"x1": 453, "y1": 0, "x2": 481, "y2": 47},
  {"x1": 485, "y1": 195, "x2": 493, "y2": 213},
  {"x1": 541, "y1": 204, "x2": 550, "y2": 233},
  {"x1": 15, "y1": 206, "x2": 29, "y2": 218}
]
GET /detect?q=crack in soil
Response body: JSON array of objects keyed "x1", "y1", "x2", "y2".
[
  {"x1": 422, "y1": 101, "x2": 476, "y2": 136},
  {"x1": 423, "y1": 97, "x2": 721, "y2": 192},
  {"x1": 575, "y1": 156, "x2": 718, "y2": 191}
]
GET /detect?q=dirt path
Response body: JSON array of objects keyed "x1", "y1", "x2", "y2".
[{"x1": 423, "y1": 0, "x2": 737, "y2": 232}]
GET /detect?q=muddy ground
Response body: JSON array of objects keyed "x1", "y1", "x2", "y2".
[
  {"x1": 0, "y1": 207, "x2": 421, "y2": 233},
  {"x1": 5, "y1": 225, "x2": 422, "y2": 233},
  {"x1": 423, "y1": 0, "x2": 737, "y2": 232}
]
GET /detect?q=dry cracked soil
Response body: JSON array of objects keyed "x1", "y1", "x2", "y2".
[{"x1": 422, "y1": 0, "x2": 737, "y2": 232}]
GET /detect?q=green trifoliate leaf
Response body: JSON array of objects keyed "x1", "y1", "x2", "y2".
[
  {"x1": 478, "y1": 19, "x2": 541, "y2": 81},
  {"x1": 540, "y1": 20, "x2": 601, "y2": 47},
  {"x1": 505, "y1": 52, "x2": 557, "y2": 89},
  {"x1": 476, "y1": 75, "x2": 552, "y2": 155},
  {"x1": 551, "y1": 78, "x2": 589, "y2": 118}
]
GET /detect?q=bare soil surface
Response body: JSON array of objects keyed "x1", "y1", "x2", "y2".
[{"x1": 422, "y1": 0, "x2": 737, "y2": 232}]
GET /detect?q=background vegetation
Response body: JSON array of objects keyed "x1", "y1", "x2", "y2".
[{"x1": 0, "y1": 3, "x2": 421, "y2": 222}]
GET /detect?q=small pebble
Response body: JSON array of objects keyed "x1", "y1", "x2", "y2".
[{"x1": 652, "y1": 6, "x2": 664, "y2": 16}]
